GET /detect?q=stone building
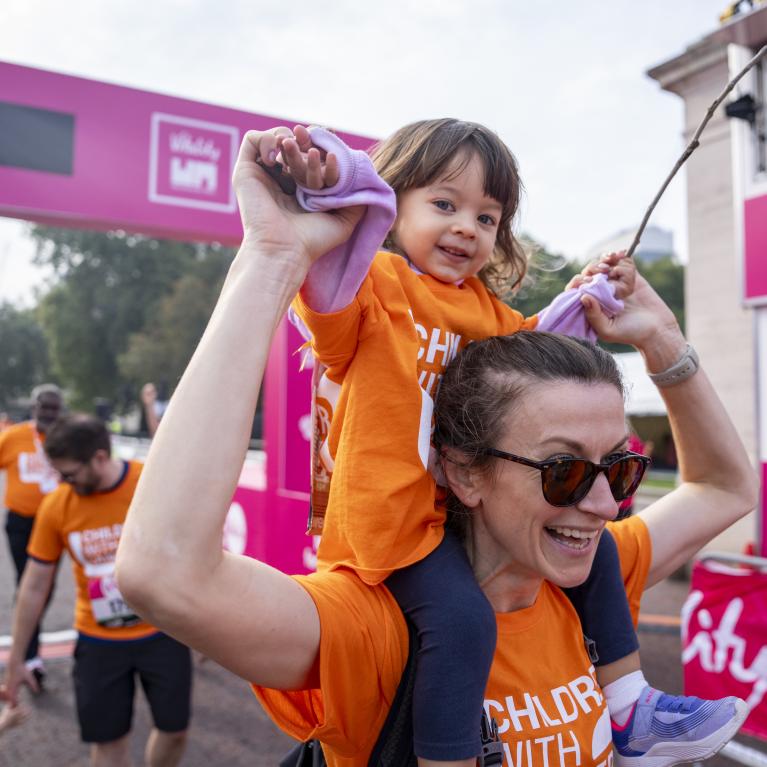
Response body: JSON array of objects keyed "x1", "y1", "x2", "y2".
[{"x1": 648, "y1": 5, "x2": 767, "y2": 552}]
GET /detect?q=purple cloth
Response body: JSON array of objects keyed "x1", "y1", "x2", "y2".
[
  {"x1": 535, "y1": 273, "x2": 623, "y2": 341},
  {"x1": 295, "y1": 127, "x2": 397, "y2": 313}
]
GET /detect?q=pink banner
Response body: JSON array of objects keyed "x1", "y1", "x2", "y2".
[
  {"x1": 682, "y1": 560, "x2": 767, "y2": 741},
  {"x1": 0, "y1": 60, "x2": 373, "y2": 244},
  {"x1": 762, "y1": 462, "x2": 767, "y2": 558},
  {"x1": 744, "y1": 195, "x2": 767, "y2": 304}
]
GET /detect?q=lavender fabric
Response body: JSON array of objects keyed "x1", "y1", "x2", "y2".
[
  {"x1": 535, "y1": 273, "x2": 623, "y2": 341},
  {"x1": 295, "y1": 127, "x2": 397, "y2": 313}
]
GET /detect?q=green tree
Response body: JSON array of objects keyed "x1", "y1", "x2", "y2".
[
  {"x1": 506, "y1": 241, "x2": 581, "y2": 318},
  {"x1": 640, "y1": 257, "x2": 685, "y2": 333},
  {"x1": 118, "y1": 272, "x2": 226, "y2": 391},
  {"x1": 31, "y1": 226, "x2": 233, "y2": 409},
  {"x1": 0, "y1": 302, "x2": 52, "y2": 409}
]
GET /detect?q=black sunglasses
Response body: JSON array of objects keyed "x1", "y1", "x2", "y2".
[
  {"x1": 58, "y1": 462, "x2": 85, "y2": 483},
  {"x1": 483, "y1": 449, "x2": 650, "y2": 507}
]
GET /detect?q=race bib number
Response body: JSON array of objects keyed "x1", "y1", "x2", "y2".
[{"x1": 87, "y1": 574, "x2": 140, "y2": 627}]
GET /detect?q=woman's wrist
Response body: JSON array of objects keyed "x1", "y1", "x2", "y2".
[
  {"x1": 637, "y1": 325, "x2": 688, "y2": 375},
  {"x1": 234, "y1": 237, "x2": 309, "y2": 293}
]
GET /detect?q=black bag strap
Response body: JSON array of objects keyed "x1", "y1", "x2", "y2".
[
  {"x1": 367, "y1": 618, "x2": 419, "y2": 766},
  {"x1": 280, "y1": 618, "x2": 503, "y2": 766}
]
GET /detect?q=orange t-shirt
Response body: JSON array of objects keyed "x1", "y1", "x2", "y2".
[
  {"x1": 28, "y1": 460, "x2": 157, "y2": 641},
  {"x1": 292, "y1": 251, "x2": 538, "y2": 584},
  {"x1": 255, "y1": 516, "x2": 651, "y2": 767},
  {"x1": 0, "y1": 421, "x2": 59, "y2": 517}
]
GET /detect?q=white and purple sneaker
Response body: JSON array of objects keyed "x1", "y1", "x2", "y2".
[{"x1": 611, "y1": 686, "x2": 748, "y2": 767}]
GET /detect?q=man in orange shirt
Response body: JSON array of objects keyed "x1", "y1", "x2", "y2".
[
  {"x1": 2, "y1": 414, "x2": 191, "y2": 767},
  {"x1": 0, "y1": 384, "x2": 63, "y2": 678}
]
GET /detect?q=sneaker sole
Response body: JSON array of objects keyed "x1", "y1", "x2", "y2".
[{"x1": 617, "y1": 698, "x2": 749, "y2": 767}]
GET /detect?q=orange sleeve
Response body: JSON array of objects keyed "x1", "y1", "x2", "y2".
[
  {"x1": 494, "y1": 297, "x2": 539, "y2": 335},
  {"x1": 291, "y1": 292, "x2": 364, "y2": 383},
  {"x1": 0, "y1": 432, "x2": 7, "y2": 468},
  {"x1": 253, "y1": 572, "x2": 407, "y2": 763},
  {"x1": 292, "y1": 255, "x2": 398, "y2": 383},
  {"x1": 608, "y1": 515, "x2": 652, "y2": 625},
  {"x1": 27, "y1": 491, "x2": 64, "y2": 564}
]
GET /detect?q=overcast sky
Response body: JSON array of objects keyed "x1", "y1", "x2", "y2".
[{"x1": 0, "y1": 0, "x2": 732, "y2": 305}]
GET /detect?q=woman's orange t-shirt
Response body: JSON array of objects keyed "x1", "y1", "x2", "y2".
[{"x1": 0, "y1": 421, "x2": 59, "y2": 517}]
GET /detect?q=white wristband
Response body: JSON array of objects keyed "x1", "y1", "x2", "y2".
[{"x1": 647, "y1": 343, "x2": 699, "y2": 388}]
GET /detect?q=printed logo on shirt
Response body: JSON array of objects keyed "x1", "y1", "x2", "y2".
[
  {"x1": 485, "y1": 666, "x2": 613, "y2": 767},
  {"x1": 17, "y1": 449, "x2": 59, "y2": 494},
  {"x1": 68, "y1": 524, "x2": 123, "y2": 578},
  {"x1": 410, "y1": 312, "x2": 463, "y2": 398}
]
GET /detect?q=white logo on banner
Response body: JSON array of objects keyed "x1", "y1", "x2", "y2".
[{"x1": 682, "y1": 590, "x2": 767, "y2": 710}]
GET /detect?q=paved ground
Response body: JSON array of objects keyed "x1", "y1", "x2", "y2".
[{"x1": 0, "y1": 483, "x2": 764, "y2": 765}]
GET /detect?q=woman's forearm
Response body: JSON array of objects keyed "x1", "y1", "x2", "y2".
[
  {"x1": 640, "y1": 326, "x2": 755, "y2": 496},
  {"x1": 636, "y1": 327, "x2": 758, "y2": 583},
  {"x1": 116, "y1": 244, "x2": 305, "y2": 612}
]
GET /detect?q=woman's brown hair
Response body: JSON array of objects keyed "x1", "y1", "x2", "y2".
[
  {"x1": 370, "y1": 118, "x2": 528, "y2": 297},
  {"x1": 433, "y1": 331, "x2": 626, "y2": 539}
]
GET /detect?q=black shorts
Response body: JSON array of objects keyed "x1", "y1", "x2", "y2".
[{"x1": 72, "y1": 632, "x2": 192, "y2": 743}]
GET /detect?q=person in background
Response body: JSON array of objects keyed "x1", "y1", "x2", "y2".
[
  {"x1": 0, "y1": 383, "x2": 63, "y2": 685},
  {"x1": 618, "y1": 427, "x2": 654, "y2": 519},
  {"x1": 140, "y1": 382, "x2": 169, "y2": 438},
  {"x1": 1, "y1": 414, "x2": 191, "y2": 767}
]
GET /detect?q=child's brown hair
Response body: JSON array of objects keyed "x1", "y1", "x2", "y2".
[{"x1": 370, "y1": 118, "x2": 527, "y2": 296}]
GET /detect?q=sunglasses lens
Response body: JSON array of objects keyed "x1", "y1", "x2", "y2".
[
  {"x1": 607, "y1": 456, "x2": 647, "y2": 500},
  {"x1": 542, "y1": 460, "x2": 596, "y2": 506}
]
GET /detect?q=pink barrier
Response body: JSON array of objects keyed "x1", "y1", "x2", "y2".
[{"x1": 682, "y1": 560, "x2": 767, "y2": 741}]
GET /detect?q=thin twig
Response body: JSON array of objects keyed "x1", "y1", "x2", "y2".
[{"x1": 626, "y1": 43, "x2": 767, "y2": 259}]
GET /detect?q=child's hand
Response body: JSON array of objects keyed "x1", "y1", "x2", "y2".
[
  {"x1": 257, "y1": 125, "x2": 339, "y2": 191},
  {"x1": 567, "y1": 251, "x2": 636, "y2": 300}
]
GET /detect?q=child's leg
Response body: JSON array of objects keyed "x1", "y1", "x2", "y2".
[
  {"x1": 566, "y1": 531, "x2": 747, "y2": 767},
  {"x1": 385, "y1": 528, "x2": 496, "y2": 765},
  {"x1": 564, "y1": 530, "x2": 640, "y2": 673}
]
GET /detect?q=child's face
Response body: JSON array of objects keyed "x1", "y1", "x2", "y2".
[{"x1": 391, "y1": 151, "x2": 502, "y2": 284}]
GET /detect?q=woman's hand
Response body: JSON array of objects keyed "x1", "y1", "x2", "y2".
[
  {"x1": 580, "y1": 271, "x2": 684, "y2": 363},
  {"x1": 567, "y1": 251, "x2": 636, "y2": 300},
  {"x1": 233, "y1": 128, "x2": 361, "y2": 268}
]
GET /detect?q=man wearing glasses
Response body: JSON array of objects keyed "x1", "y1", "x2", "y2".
[
  {"x1": 0, "y1": 383, "x2": 63, "y2": 684},
  {"x1": 2, "y1": 414, "x2": 190, "y2": 767}
]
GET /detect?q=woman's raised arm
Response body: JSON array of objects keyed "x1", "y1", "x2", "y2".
[
  {"x1": 582, "y1": 273, "x2": 759, "y2": 587},
  {"x1": 115, "y1": 131, "x2": 362, "y2": 688}
]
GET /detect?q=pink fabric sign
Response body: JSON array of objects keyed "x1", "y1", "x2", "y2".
[
  {"x1": 0, "y1": 60, "x2": 373, "y2": 244},
  {"x1": 682, "y1": 560, "x2": 767, "y2": 741},
  {"x1": 763, "y1": 462, "x2": 767, "y2": 558},
  {"x1": 744, "y1": 195, "x2": 767, "y2": 304}
]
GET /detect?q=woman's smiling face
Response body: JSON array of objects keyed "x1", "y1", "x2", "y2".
[{"x1": 464, "y1": 379, "x2": 628, "y2": 598}]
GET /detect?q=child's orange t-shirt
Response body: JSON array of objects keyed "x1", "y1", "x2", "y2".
[
  {"x1": 292, "y1": 251, "x2": 537, "y2": 584},
  {"x1": 28, "y1": 460, "x2": 158, "y2": 641},
  {"x1": 0, "y1": 421, "x2": 59, "y2": 517}
]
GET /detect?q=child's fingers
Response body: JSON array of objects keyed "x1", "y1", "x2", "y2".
[
  {"x1": 608, "y1": 264, "x2": 637, "y2": 299},
  {"x1": 305, "y1": 148, "x2": 323, "y2": 189},
  {"x1": 280, "y1": 138, "x2": 309, "y2": 183},
  {"x1": 324, "y1": 152, "x2": 339, "y2": 187},
  {"x1": 255, "y1": 127, "x2": 294, "y2": 166},
  {"x1": 599, "y1": 250, "x2": 628, "y2": 265},
  {"x1": 292, "y1": 125, "x2": 314, "y2": 153}
]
